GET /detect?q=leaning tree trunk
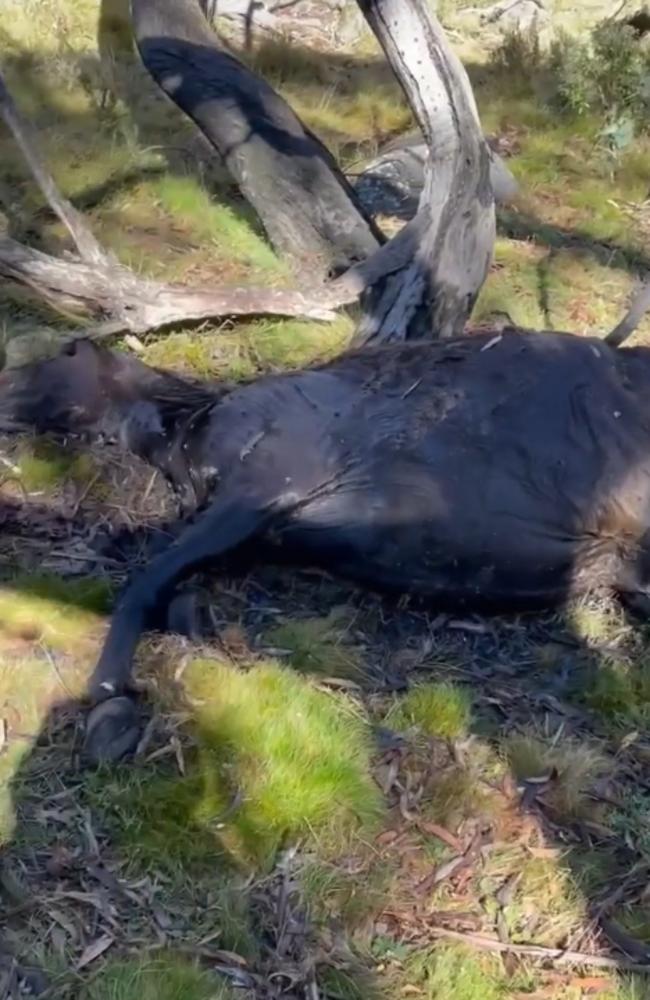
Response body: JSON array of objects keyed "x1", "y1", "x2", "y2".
[
  {"x1": 0, "y1": 70, "x2": 339, "y2": 336},
  {"x1": 345, "y1": 0, "x2": 496, "y2": 342},
  {"x1": 130, "y1": 0, "x2": 383, "y2": 277}
]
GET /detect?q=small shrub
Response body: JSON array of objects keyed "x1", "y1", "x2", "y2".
[{"x1": 548, "y1": 21, "x2": 650, "y2": 132}]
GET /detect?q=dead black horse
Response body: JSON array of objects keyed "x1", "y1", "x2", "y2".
[{"x1": 2, "y1": 328, "x2": 650, "y2": 762}]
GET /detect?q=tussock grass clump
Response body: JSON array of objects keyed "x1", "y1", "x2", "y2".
[
  {"x1": 265, "y1": 608, "x2": 363, "y2": 679},
  {"x1": 385, "y1": 681, "x2": 471, "y2": 741},
  {"x1": 424, "y1": 764, "x2": 492, "y2": 830},
  {"x1": 81, "y1": 955, "x2": 236, "y2": 1000},
  {"x1": 567, "y1": 597, "x2": 627, "y2": 648},
  {"x1": 505, "y1": 729, "x2": 607, "y2": 819},
  {"x1": 585, "y1": 656, "x2": 650, "y2": 729}
]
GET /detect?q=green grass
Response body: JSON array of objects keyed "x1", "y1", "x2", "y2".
[
  {"x1": 385, "y1": 681, "x2": 471, "y2": 741},
  {"x1": 15, "y1": 440, "x2": 97, "y2": 493},
  {"x1": 403, "y1": 944, "x2": 534, "y2": 1000},
  {"x1": 81, "y1": 955, "x2": 236, "y2": 1000},
  {"x1": 0, "y1": 573, "x2": 110, "y2": 651},
  {"x1": 142, "y1": 315, "x2": 354, "y2": 380},
  {"x1": 186, "y1": 657, "x2": 382, "y2": 865},
  {"x1": 246, "y1": 38, "x2": 412, "y2": 160},
  {"x1": 85, "y1": 656, "x2": 382, "y2": 872},
  {"x1": 265, "y1": 609, "x2": 364, "y2": 679},
  {"x1": 568, "y1": 598, "x2": 627, "y2": 646},
  {"x1": 585, "y1": 656, "x2": 650, "y2": 730},
  {"x1": 154, "y1": 175, "x2": 288, "y2": 279}
]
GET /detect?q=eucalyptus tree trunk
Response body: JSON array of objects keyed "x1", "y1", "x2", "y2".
[
  {"x1": 130, "y1": 0, "x2": 383, "y2": 278},
  {"x1": 348, "y1": 0, "x2": 496, "y2": 342}
]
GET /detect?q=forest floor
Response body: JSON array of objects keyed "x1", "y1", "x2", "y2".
[{"x1": 0, "y1": 2, "x2": 650, "y2": 998}]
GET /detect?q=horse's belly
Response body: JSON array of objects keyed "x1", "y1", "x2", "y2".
[{"x1": 273, "y1": 473, "x2": 585, "y2": 609}]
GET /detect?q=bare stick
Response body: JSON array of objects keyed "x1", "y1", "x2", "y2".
[
  {"x1": 0, "y1": 70, "x2": 111, "y2": 267},
  {"x1": 430, "y1": 926, "x2": 650, "y2": 973}
]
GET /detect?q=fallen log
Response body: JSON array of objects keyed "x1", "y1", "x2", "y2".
[{"x1": 0, "y1": 236, "x2": 338, "y2": 332}]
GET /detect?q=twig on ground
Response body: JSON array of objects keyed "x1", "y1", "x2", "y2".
[{"x1": 430, "y1": 926, "x2": 650, "y2": 972}]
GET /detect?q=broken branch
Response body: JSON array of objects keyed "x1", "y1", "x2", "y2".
[
  {"x1": 0, "y1": 237, "x2": 338, "y2": 332},
  {"x1": 430, "y1": 926, "x2": 650, "y2": 973},
  {"x1": 0, "y1": 69, "x2": 111, "y2": 268}
]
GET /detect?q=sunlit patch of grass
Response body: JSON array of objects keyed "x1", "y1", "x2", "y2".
[
  {"x1": 80, "y1": 955, "x2": 237, "y2": 1000},
  {"x1": 385, "y1": 681, "x2": 471, "y2": 741},
  {"x1": 154, "y1": 175, "x2": 287, "y2": 277},
  {"x1": 140, "y1": 332, "x2": 224, "y2": 379},
  {"x1": 265, "y1": 608, "x2": 364, "y2": 680},
  {"x1": 0, "y1": 572, "x2": 109, "y2": 842},
  {"x1": 474, "y1": 238, "x2": 545, "y2": 329},
  {"x1": 245, "y1": 38, "x2": 412, "y2": 156},
  {"x1": 0, "y1": 730, "x2": 37, "y2": 844},
  {"x1": 185, "y1": 657, "x2": 382, "y2": 866},
  {"x1": 0, "y1": 574, "x2": 110, "y2": 840},
  {"x1": 480, "y1": 842, "x2": 585, "y2": 950},
  {"x1": 474, "y1": 237, "x2": 639, "y2": 335},
  {"x1": 142, "y1": 315, "x2": 353, "y2": 382},
  {"x1": 237, "y1": 315, "x2": 354, "y2": 371},
  {"x1": 94, "y1": 656, "x2": 383, "y2": 874},
  {"x1": 0, "y1": 573, "x2": 110, "y2": 652},
  {"x1": 15, "y1": 440, "x2": 97, "y2": 493},
  {"x1": 567, "y1": 597, "x2": 627, "y2": 647},
  {"x1": 505, "y1": 729, "x2": 608, "y2": 820},
  {"x1": 403, "y1": 943, "x2": 535, "y2": 1000}
]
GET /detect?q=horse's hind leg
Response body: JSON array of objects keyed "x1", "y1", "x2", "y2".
[{"x1": 84, "y1": 491, "x2": 280, "y2": 764}]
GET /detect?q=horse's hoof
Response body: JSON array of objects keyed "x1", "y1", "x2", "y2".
[{"x1": 83, "y1": 696, "x2": 141, "y2": 764}]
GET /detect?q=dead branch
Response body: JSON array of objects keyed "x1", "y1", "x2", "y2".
[
  {"x1": 0, "y1": 70, "x2": 110, "y2": 268},
  {"x1": 430, "y1": 926, "x2": 650, "y2": 973},
  {"x1": 0, "y1": 237, "x2": 338, "y2": 332}
]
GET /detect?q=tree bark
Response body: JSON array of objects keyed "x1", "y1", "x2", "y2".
[
  {"x1": 0, "y1": 237, "x2": 339, "y2": 332},
  {"x1": 349, "y1": 0, "x2": 496, "y2": 342},
  {"x1": 130, "y1": 0, "x2": 383, "y2": 277}
]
